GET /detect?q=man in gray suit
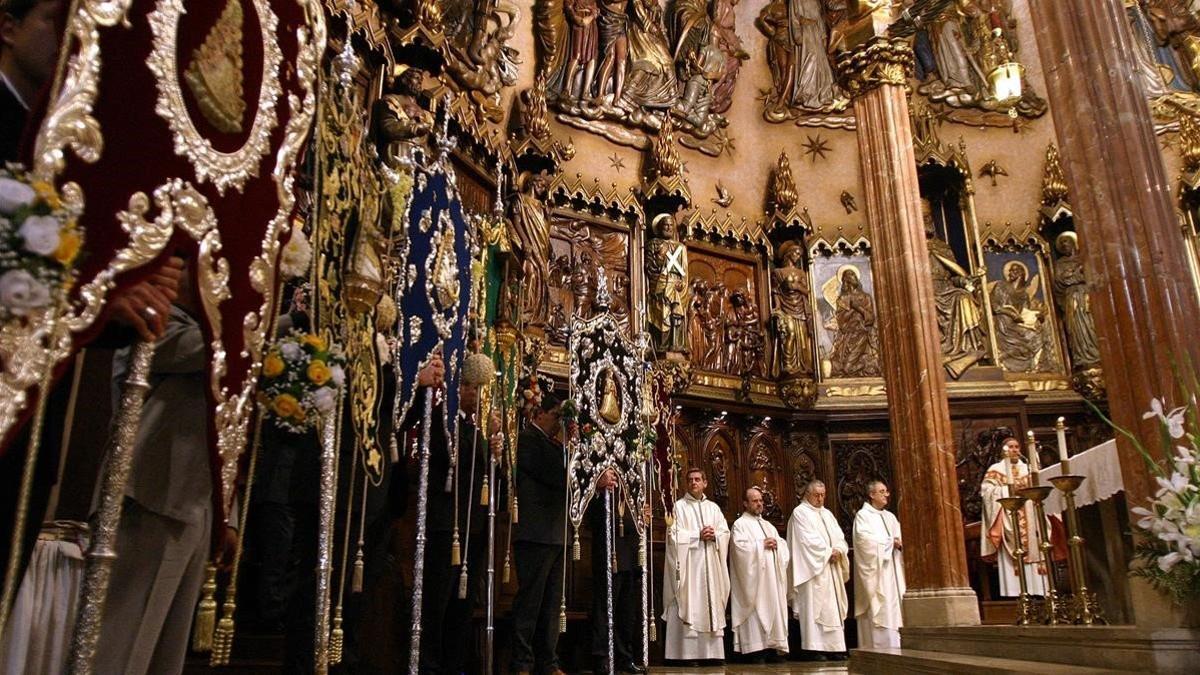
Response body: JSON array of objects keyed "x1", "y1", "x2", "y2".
[{"x1": 93, "y1": 270, "x2": 235, "y2": 675}]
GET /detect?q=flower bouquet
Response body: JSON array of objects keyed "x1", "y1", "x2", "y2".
[
  {"x1": 260, "y1": 331, "x2": 346, "y2": 433},
  {"x1": 1093, "y1": 385, "x2": 1200, "y2": 604},
  {"x1": 0, "y1": 165, "x2": 82, "y2": 322}
]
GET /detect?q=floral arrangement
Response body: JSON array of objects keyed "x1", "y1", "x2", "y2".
[
  {"x1": 260, "y1": 330, "x2": 346, "y2": 433},
  {"x1": 1094, "y1": 384, "x2": 1200, "y2": 604},
  {"x1": 0, "y1": 165, "x2": 82, "y2": 321},
  {"x1": 278, "y1": 223, "x2": 312, "y2": 279}
]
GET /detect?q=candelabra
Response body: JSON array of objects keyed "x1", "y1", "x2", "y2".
[
  {"x1": 1017, "y1": 485, "x2": 1065, "y2": 624},
  {"x1": 1048, "y1": 474, "x2": 1105, "y2": 625},
  {"x1": 998, "y1": 495, "x2": 1038, "y2": 625}
]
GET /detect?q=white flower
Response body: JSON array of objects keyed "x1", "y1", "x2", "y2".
[
  {"x1": 314, "y1": 386, "x2": 336, "y2": 414},
  {"x1": 18, "y1": 214, "x2": 62, "y2": 256},
  {"x1": 1144, "y1": 397, "x2": 1187, "y2": 439},
  {"x1": 1157, "y1": 551, "x2": 1184, "y2": 572},
  {"x1": 330, "y1": 364, "x2": 345, "y2": 388},
  {"x1": 0, "y1": 178, "x2": 35, "y2": 215},
  {"x1": 0, "y1": 269, "x2": 51, "y2": 315},
  {"x1": 1132, "y1": 505, "x2": 1158, "y2": 531},
  {"x1": 280, "y1": 342, "x2": 303, "y2": 361},
  {"x1": 279, "y1": 228, "x2": 312, "y2": 279}
]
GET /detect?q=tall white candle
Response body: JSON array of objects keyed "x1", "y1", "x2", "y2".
[
  {"x1": 1026, "y1": 431, "x2": 1039, "y2": 486},
  {"x1": 1004, "y1": 455, "x2": 1014, "y2": 497},
  {"x1": 1055, "y1": 417, "x2": 1069, "y2": 464}
]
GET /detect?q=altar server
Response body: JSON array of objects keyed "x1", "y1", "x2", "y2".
[
  {"x1": 787, "y1": 480, "x2": 849, "y2": 659},
  {"x1": 729, "y1": 487, "x2": 790, "y2": 660},
  {"x1": 852, "y1": 480, "x2": 906, "y2": 649},
  {"x1": 662, "y1": 467, "x2": 729, "y2": 662}
]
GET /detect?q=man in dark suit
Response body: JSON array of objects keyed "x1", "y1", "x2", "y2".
[
  {"x1": 0, "y1": 0, "x2": 62, "y2": 162},
  {"x1": 510, "y1": 391, "x2": 568, "y2": 675},
  {"x1": 419, "y1": 377, "x2": 502, "y2": 674},
  {"x1": 588, "y1": 468, "x2": 648, "y2": 675}
]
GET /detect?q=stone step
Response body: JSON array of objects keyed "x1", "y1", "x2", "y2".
[{"x1": 850, "y1": 648, "x2": 1132, "y2": 675}]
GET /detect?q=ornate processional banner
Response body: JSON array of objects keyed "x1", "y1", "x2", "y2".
[{"x1": 0, "y1": 0, "x2": 326, "y2": 527}]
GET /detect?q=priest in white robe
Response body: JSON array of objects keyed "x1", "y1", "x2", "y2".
[
  {"x1": 663, "y1": 467, "x2": 730, "y2": 662},
  {"x1": 853, "y1": 480, "x2": 906, "y2": 650},
  {"x1": 787, "y1": 479, "x2": 849, "y2": 657},
  {"x1": 981, "y1": 436, "x2": 1049, "y2": 597},
  {"x1": 729, "y1": 487, "x2": 790, "y2": 659}
]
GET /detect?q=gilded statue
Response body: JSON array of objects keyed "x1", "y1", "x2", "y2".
[
  {"x1": 624, "y1": 0, "x2": 678, "y2": 108},
  {"x1": 771, "y1": 241, "x2": 814, "y2": 377},
  {"x1": 689, "y1": 278, "x2": 725, "y2": 370},
  {"x1": 988, "y1": 260, "x2": 1060, "y2": 373},
  {"x1": 594, "y1": 0, "x2": 631, "y2": 106},
  {"x1": 725, "y1": 288, "x2": 763, "y2": 377},
  {"x1": 444, "y1": 0, "x2": 522, "y2": 120},
  {"x1": 924, "y1": 204, "x2": 987, "y2": 378},
  {"x1": 1146, "y1": 0, "x2": 1200, "y2": 91},
  {"x1": 756, "y1": 0, "x2": 845, "y2": 118},
  {"x1": 373, "y1": 65, "x2": 433, "y2": 167},
  {"x1": 674, "y1": 0, "x2": 748, "y2": 115},
  {"x1": 598, "y1": 369, "x2": 622, "y2": 423},
  {"x1": 909, "y1": 0, "x2": 1046, "y2": 118},
  {"x1": 825, "y1": 266, "x2": 881, "y2": 378},
  {"x1": 1051, "y1": 232, "x2": 1101, "y2": 368},
  {"x1": 646, "y1": 213, "x2": 689, "y2": 354},
  {"x1": 510, "y1": 172, "x2": 554, "y2": 328}
]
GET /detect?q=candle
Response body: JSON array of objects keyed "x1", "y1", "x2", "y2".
[
  {"x1": 1026, "y1": 431, "x2": 1040, "y2": 486},
  {"x1": 1055, "y1": 417, "x2": 1069, "y2": 472},
  {"x1": 1004, "y1": 454, "x2": 1014, "y2": 497}
]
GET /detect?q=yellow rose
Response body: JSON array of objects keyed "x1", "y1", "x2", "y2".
[
  {"x1": 307, "y1": 359, "x2": 331, "y2": 386},
  {"x1": 272, "y1": 393, "x2": 301, "y2": 419},
  {"x1": 263, "y1": 352, "x2": 285, "y2": 378},
  {"x1": 54, "y1": 229, "x2": 81, "y2": 265},
  {"x1": 302, "y1": 334, "x2": 327, "y2": 351},
  {"x1": 32, "y1": 181, "x2": 62, "y2": 210}
]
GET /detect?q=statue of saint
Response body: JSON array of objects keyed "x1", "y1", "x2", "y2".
[
  {"x1": 771, "y1": 241, "x2": 813, "y2": 377},
  {"x1": 1051, "y1": 232, "x2": 1101, "y2": 367},
  {"x1": 373, "y1": 65, "x2": 433, "y2": 167},
  {"x1": 989, "y1": 260, "x2": 1058, "y2": 373},
  {"x1": 562, "y1": 0, "x2": 600, "y2": 102},
  {"x1": 599, "y1": 369, "x2": 622, "y2": 423},
  {"x1": 646, "y1": 213, "x2": 689, "y2": 353},
  {"x1": 594, "y1": 0, "x2": 631, "y2": 106},
  {"x1": 510, "y1": 172, "x2": 554, "y2": 327},
  {"x1": 827, "y1": 267, "x2": 881, "y2": 378},
  {"x1": 756, "y1": 0, "x2": 842, "y2": 114},
  {"x1": 924, "y1": 205, "x2": 987, "y2": 378},
  {"x1": 622, "y1": 0, "x2": 678, "y2": 108}
]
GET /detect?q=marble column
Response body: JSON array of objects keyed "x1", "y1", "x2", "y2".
[
  {"x1": 1027, "y1": 0, "x2": 1200, "y2": 627},
  {"x1": 836, "y1": 37, "x2": 980, "y2": 628}
]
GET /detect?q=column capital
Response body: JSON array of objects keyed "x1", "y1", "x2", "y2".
[{"x1": 835, "y1": 37, "x2": 915, "y2": 100}]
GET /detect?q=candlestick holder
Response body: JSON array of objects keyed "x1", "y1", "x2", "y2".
[
  {"x1": 998, "y1": 495, "x2": 1037, "y2": 625},
  {"x1": 1017, "y1": 485, "x2": 1064, "y2": 624},
  {"x1": 1048, "y1": 474, "x2": 1105, "y2": 625}
]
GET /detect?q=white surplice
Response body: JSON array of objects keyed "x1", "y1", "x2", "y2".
[
  {"x1": 662, "y1": 493, "x2": 730, "y2": 660},
  {"x1": 787, "y1": 501, "x2": 849, "y2": 652},
  {"x1": 852, "y1": 503, "x2": 906, "y2": 649},
  {"x1": 980, "y1": 459, "x2": 1049, "y2": 597},
  {"x1": 729, "y1": 512, "x2": 791, "y2": 655}
]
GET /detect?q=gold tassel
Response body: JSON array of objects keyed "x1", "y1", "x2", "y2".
[
  {"x1": 210, "y1": 596, "x2": 237, "y2": 666},
  {"x1": 638, "y1": 534, "x2": 646, "y2": 567},
  {"x1": 191, "y1": 564, "x2": 217, "y2": 653},
  {"x1": 330, "y1": 606, "x2": 344, "y2": 665},
  {"x1": 649, "y1": 619, "x2": 657, "y2": 642},
  {"x1": 352, "y1": 548, "x2": 365, "y2": 594},
  {"x1": 559, "y1": 599, "x2": 567, "y2": 633},
  {"x1": 512, "y1": 494, "x2": 519, "y2": 524},
  {"x1": 572, "y1": 529, "x2": 581, "y2": 561},
  {"x1": 451, "y1": 528, "x2": 462, "y2": 566},
  {"x1": 619, "y1": 500, "x2": 626, "y2": 538},
  {"x1": 480, "y1": 474, "x2": 490, "y2": 507},
  {"x1": 503, "y1": 552, "x2": 511, "y2": 584},
  {"x1": 612, "y1": 552, "x2": 617, "y2": 571},
  {"x1": 389, "y1": 433, "x2": 400, "y2": 464},
  {"x1": 457, "y1": 564, "x2": 469, "y2": 599}
]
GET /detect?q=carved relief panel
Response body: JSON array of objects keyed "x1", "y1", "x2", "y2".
[
  {"x1": 700, "y1": 424, "x2": 735, "y2": 510},
  {"x1": 952, "y1": 418, "x2": 1020, "y2": 524},
  {"x1": 810, "y1": 240, "x2": 882, "y2": 381},
  {"x1": 830, "y1": 437, "x2": 892, "y2": 536},
  {"x1": 746, "y1": 429, "x2": 789, "y2": 527},
  {"x1": 687, "y1": 248, "x2": 765, "y2": 379},
  {"x1": 545, "y1": 216, "x2": 632, "y2": 344},
  {"x1": 982, "y1": 227, "x2": 1067, "y2": 379},
  {"x1": 784, "y1": 427, "x2": 823, "y2": 505}
]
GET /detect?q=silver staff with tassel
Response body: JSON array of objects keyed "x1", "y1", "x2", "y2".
[
  {"x1": 67, "y1": 340, "x2": 157, "y2": 675},
  {"x1": 458, "y1": 351, "x2": 495, "y2": 599},
  {"x1": 408, "y1": 385, "x2": 437, "y2": 674},
  {"x1": 313, "y1": 387, "x2": 344, "y2": 674}
]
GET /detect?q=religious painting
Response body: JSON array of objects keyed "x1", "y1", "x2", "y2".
[
  {"x1": 810, "y1": 249, "x2": 881, "y2": 380},
  {"x1": 687, "y1": 250, "x2": 765, "y2": 378},
  {"x1": 908, "y1": 0, "x2": 1048, "y2": 127},
  {"x1": 982, "y1": 245, "x2": 1064, "y2": 375},
  {"x1": 546, "y1": 217, "x2": 632, "y2": 343},
  {"x1": 533, "y1": 0, "x2": 744, "y2": 156}
]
